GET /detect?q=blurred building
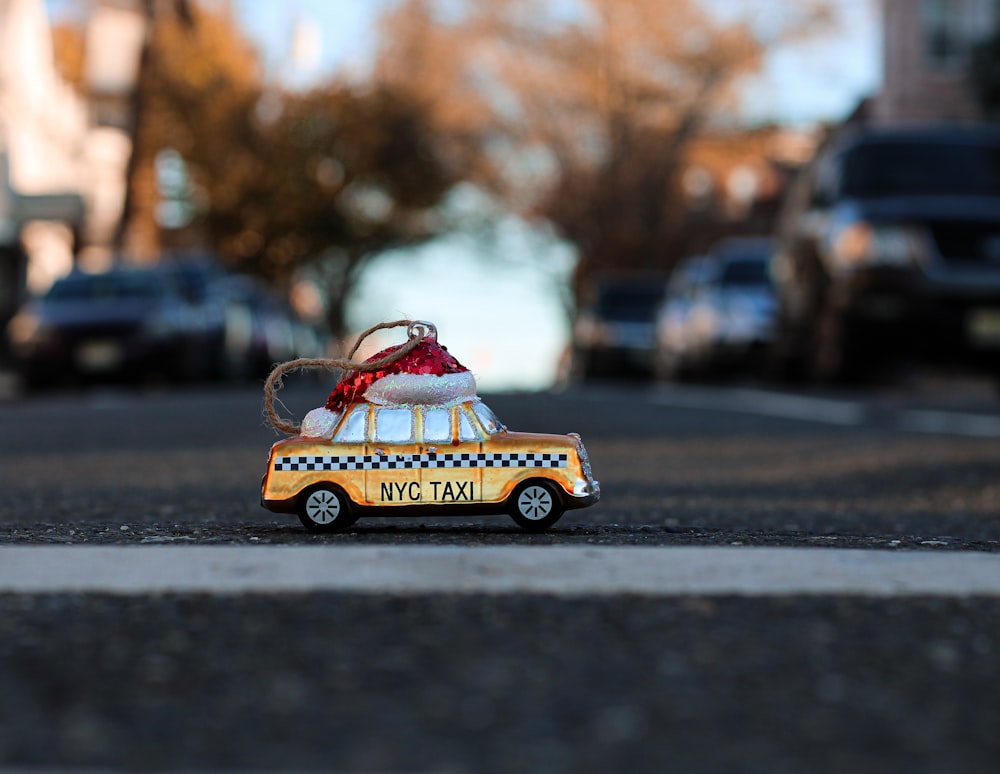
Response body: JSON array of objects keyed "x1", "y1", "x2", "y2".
[
  {"x1": 870, "y1": 0, "x2": 995, "y2": 123},
  {"x1": 0, "y1": 0, "x2": 145, "y2": 334},
  {"x1": 675, "y1": 125, "x2": 821, "y2": 256},
  {"x1": 0, "y1": 0, "x2": 85, "y2": 327},
  {"x1": 81, "y1": 0, "x2": 146, "y2": 260}
]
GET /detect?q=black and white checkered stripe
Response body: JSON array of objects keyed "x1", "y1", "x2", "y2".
[{"x1": 274, "y1": 452, "x2": 568, "y2": 472}]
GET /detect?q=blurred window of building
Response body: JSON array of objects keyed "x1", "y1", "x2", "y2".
[
  {"x1": 920, "y1": 0, "x2": 997, "y2": 70},
  {"x1": 154, "y1": 149, "x2": 194, "y2": 230},
  {"x1": 682, "y1": 166, "x2": 714, "y2": 204},
  {"x1": 727, "y1": 166, "x2": 759, "y2": 203},
  {"x1": 0, "y1": 152, "x2": 14, "y2": 245}
]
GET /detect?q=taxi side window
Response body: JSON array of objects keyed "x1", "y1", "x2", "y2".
[
  {"x1": 458, "y1": 408, "x2": 480, "y2": 441},
  {"x1": 335, "y1": 405, "x2": 368, "y2": 442},
  {"x1": 375, "y1": 407, "x2": 414, "y2": 443},
  {"x1": 472, "y1": 401, "x2": 503, "y2": 434},
  {"x1": 423, "y1": 408, "x2": 451, "y2": 443}
]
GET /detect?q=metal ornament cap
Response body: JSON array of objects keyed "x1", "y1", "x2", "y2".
[{"x1": 408, "y1": 320, "x2": 437, "y2": 341}]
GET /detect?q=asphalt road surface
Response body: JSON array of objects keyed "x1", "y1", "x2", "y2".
[{"x1": 1, "y1": 375, "x2": 1000, "y2": 772}]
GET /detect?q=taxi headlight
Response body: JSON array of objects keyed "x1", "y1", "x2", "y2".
[{"x1": 573, "y1": 479, "x2": 591, "y2": 496}]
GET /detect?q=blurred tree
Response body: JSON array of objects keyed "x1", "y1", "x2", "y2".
[
  {"x1": 204, "y1": 83, "x2": 456, "y2": 339},
  {"x1": 116, "y1": 0, "x2": 455, "y2": 338},
  {"x1": 118, "y1": 0, "x2": 259, "y2": 262},
  {"x1": 374, "y1": 0, "x2": 830, "y2": 291}
]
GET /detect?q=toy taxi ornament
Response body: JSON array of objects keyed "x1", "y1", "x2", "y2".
[{"x1": 261, "y1": 319, "x2": 600, "y2": 532}]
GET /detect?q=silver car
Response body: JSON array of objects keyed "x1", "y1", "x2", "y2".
[{"x1": 656, "y1": 239, "x2": 776, "y2": 379}]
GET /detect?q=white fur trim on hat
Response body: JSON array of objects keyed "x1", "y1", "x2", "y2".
[{"x1": 364, "y1": 371, "x2": 477, "y2": 406}]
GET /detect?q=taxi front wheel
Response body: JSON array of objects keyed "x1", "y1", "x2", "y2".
[
  {"x1": 298, "y1": 486, "x2": 359, "y2": 533},
  {"x1": 509, "y1": 480, "x2": 564, "y2": 531}
]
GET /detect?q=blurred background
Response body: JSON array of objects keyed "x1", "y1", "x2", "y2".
[{"x1": 2, "y1": 0, "x2": 999, "y2": 393}]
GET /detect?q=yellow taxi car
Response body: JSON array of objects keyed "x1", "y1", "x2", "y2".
[{"x1": 261, "y1": 398, "x2": 599, "y2": 532}]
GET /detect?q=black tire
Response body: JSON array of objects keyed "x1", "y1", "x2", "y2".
[
  {"x1": 808, "y1": 300, "x2": 871, "y2": 384},
  {"x1": 297, "y1": 486, "x2": 358, "y2": 533},
  {"x1": 17, "y1": 365, "x2": 51, "y2": 393},
  {"x1": 766, "y1": 306, "x2": 809, "y2": 384},
  {"x1": 508, "y1": 480, "x2": 565, "y2": 531},
  {"x1": 809, "y1": 301, "x2": 845, "y2": 382},
  {"x1": 653, "y1": 346, "x2": 686, "y2": 382}
]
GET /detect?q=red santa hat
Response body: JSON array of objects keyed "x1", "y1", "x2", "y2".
[{"x1": 299, "y1": 331, "x2": 477, "y2": 438}]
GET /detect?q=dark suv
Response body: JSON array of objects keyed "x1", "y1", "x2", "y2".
[{"x1": 771, "y1": 125, "x2": 1000, "y2": 380}]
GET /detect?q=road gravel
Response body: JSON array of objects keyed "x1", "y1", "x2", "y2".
[
  {"x1": 1, "y1": 384, "x2": 998, "y2": 548},
  {"x1": 2, "y1": 593, "x2": 999, "y2": 772},
  {"x1": 1, "y1": 381, "x2": 999, "y2": 771}
]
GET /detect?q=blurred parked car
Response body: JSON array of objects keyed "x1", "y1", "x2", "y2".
[
  {"x1": 572, "y1": 274, "x2": 669, "y2": 378},
  {"x1": 771, "y1": 125, "x2": 1000, "y2": 381},
  {"x1": 6, "y1": 267, "x2": 203, "y2": 387},
  {"x1": 654, "y1": 254, "x2": 715, "y2": 379},
  {"x1": 157, "y1": 261, "x2": 325, "y2": 382},
  {"x1": 154, "y1": 258, "x2": 229, "y2": 380},
  {"x1": 655, "y1": 238, "x2": 776, "y2": 379},
  {"x1": 210, "y1": 274, "x2": 324, "y2": 380}
]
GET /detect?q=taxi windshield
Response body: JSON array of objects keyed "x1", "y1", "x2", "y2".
[
  {"x1": 328, "y1": 401, "x2": 507, "y2": 444},
  {"x1": 472, "y1": 401, "x2": 505, "y2": 434}
]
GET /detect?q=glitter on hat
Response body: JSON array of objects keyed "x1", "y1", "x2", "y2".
[
  {"x1": 300, "y1": 407, "x2": 342, "y2": 438},
  {"x1": 325, "y1": 338, "x2": 472, "y2": 413}
]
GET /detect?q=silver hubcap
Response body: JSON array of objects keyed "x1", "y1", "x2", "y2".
[
  {"x1": 517, "y1": 485, "x2": 553, "y2": 521},
  {"x1": 305, "y1": 490, "x2": 341, "y2": 524}
]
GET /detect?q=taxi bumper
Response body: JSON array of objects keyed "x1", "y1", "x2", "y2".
[{"x1": 565, "y1": 480, "x2": 601, "y2": 509}]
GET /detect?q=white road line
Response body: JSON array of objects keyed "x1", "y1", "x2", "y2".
[
  {"x1": 582, "y1": 384, "x2": 1000, "y2": 437},
  {"x1": 647, "y1": 386, "x2": 866, "y2": 426},
  {"x1": 897, "y1": 409, "x2": 1000, "y2": 438},
  {"x1": 2, "y1": 545, "x2": 1000, "y2": 597}
]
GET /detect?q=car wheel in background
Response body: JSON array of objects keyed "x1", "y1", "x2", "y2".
[
  {"x1": 809, "y1": 301, "x2": 870, "y2": 384},
  {"x1": 654, "y1": 346, "x2": 690, "y2": 382},
  {"x1": 508, "y1": 480, "x2": 565, "y2": 531}
]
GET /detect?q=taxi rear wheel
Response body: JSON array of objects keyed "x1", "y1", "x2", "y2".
[
  {"x1": 298, "y1": 486, "x2": 358, "y2": 533},
  {"x1": 509, "y1": 480, "x2": 564, "y2": 531}
]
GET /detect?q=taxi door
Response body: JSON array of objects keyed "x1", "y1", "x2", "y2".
[
  {"x1": 366, "y1": 405, "x2": 423, "y2": 507},
  {"x1": 420, "y1": 405, "x2": 482, "y2": 506}
]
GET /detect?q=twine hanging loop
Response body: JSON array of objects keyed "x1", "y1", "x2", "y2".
[{"x1": 263, "y1": 319, "x2": 428, "y2": 435}]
